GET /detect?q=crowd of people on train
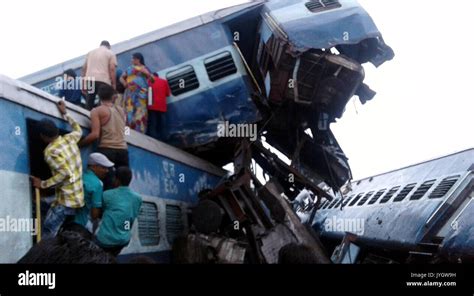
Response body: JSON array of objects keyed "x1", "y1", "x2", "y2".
[
  {"x1": 59, "y1": 40, "x2": 170, "y2": 139},
  {"x1": 30, "y1": 99, "x2": 141, "y2": 257},
  {"x1": 28, "y1": 40, "x2": 172, "y2": 259}
]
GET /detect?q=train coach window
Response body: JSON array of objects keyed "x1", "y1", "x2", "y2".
[
  {"x1": 318, "y1": 200, "x2": 328, "y2": 209},
  {"x1": 322, "y1": 199, "x2": 332, "y2": 209},
  {"x1": 342, "y1": 195, "x2": 354, "y2": 207},
  {"x1": 327, "y1": 198, "x2": 339, "y2": 209},
  {"x1": 330, "y1": 199, "x2": 342, "y2": 209},
  {"x1": 429, "y1": 176, "x2": 460, "y2": 199},
  {"x1": 393, "y1": 183, "x2": 417, "y2": 202},
  {"x1": 368, "y1": 189, "x2": 386, "y2": 205},
  {"x1": 410, "y1": 180, "x2": 436, "y2": 200},
  {"x1": 204, "y1": 51, "x2": 237, "y2": 82},
  {"x1": 379, "y1": 186, "x2": 400, "y2": 204},
  {"x1": 357, "y1": 191, "x2": 374, "y2": 206},
  {"x1": 349, "y1": 193, "x2": 364, "y2": 207},
  {"x1": 166, "y1": 204, "x2": 184, "y2": 245},
  {"x1": 166, "y1": 65, "x2": 200, "y2": 96},
  {"x1": 138, "y1": 202, "x2": 160, "y2": 246},
  {"x1": 305, "y1": 0, "x2": 341, "y2": 13}
]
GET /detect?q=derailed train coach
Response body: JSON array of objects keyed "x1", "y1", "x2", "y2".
[
  {"x1": 307, "y1": 149, "x2": 474, "y2": 263},
  {"x1": 21, "y1": 0, "x2": 394, "y2": 193}
]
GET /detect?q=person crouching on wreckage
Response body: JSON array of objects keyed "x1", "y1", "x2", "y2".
[{"x1": 30, "y1": 100, "x2": 85, "y2": 240}]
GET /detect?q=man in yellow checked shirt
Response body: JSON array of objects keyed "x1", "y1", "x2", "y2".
[{"x1": 31, "y1": 101, "x2": 85, "y2": 239}]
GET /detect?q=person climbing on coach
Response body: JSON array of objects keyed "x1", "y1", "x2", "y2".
[{"x1": 31, "y1": 100, "x2": 85, "y2": 239}]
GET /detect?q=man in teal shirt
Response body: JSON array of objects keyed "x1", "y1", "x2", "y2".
[
  {"x1": 75, "y1": 153, "x2": 114, "y2": 232},
  {"x1": 96, "y1": 166, "x2": 142, "y2": 256}
]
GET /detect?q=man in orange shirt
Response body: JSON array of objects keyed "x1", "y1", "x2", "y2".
[{"x1": 146, "y1": 73, "x2": 170, "y2": 139}]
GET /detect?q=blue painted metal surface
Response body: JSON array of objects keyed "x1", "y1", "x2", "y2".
[
  {"x1": 265, "y1": 0, "x2": 379, "y2": 47},
  {"x1": 160, "y1": 77, "x2": 258, "y2": 147},
  {"x1": 262, "y1": 0, "x2": 393, "y2": 66},
  {"x1": 440, "y1": 200, "x2": 474, "y2": 260}
]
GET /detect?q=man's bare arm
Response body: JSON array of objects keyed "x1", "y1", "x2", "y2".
[
  {"x1": 78, "y1": 108, "x2": 101, "y2": 147},
  {"x1": 109, "y1": 56, "x2": 117, "y2": 90}
]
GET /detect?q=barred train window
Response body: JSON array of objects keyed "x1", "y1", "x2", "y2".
[
  {"x1": 166, "y1": 204, "x2": 184, "y2": 245},
  {"x1": 138, "y1": 202, "x2": 160, "y2": 246},
  {"x1": 410, "y1": 180, "x2": 436, "y2": 200},
  {"x1": 204, "y1": 51, "x2": 237, "y2": 82},
  {"x1": 429, "y1": 176, "x2": 460, "y2": 199},
  {"x1": 305, "y1": 0, "x2": 341, "y2": 13},
  {"x1": 166, "y1": 65, "x2": 200, "y2": 96}
]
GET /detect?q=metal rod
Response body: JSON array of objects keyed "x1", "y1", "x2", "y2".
[{"x1": 35, "y1": 188, "x2": 42, "y2": 243}]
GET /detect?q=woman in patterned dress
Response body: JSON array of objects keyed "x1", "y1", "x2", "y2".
[{"x1": 120, "y1": 53, "x2": 153, "y2": 133}]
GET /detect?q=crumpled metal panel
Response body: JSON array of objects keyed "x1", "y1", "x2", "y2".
[{"x1": 263, "y1": 0, "x2": 394, "y2": 66}]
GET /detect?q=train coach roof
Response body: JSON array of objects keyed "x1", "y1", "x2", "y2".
[{"x1": 348, "y1": 148, "x2": 474, "y2": 192}]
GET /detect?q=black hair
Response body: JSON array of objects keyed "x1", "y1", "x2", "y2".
[
  {"x1": 132, "y1": 52, "x2": 145, "y2": 66},
  {"x1": 278, "y1": 243, "x2": 320, "y2": 264},
  {"x1": 98, "y1": 84, "x2": 115, "y2": 101},
  {"x1": 63, "y1": 69, "x2": 77, "y2": 79},
  {"x1": 100, "y1": 40, "x2": 111, "y2": 48},
  {"x1": 38, "y1": 118, "x2": 59, "y2": 138},
  {"x1": 116, "y1": 166, "x2": 132, "y2": 186}
]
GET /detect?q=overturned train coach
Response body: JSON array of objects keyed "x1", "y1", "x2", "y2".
[
  {"x1": 21, "y1": 0, "x2": 394, "y2": 192},
  {"x1": 307, "y1": 149, "x2": 474, "y2": 263}
]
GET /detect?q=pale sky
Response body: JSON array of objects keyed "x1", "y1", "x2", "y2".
[{"x1": 0, "y1": 0, "x2": 473, "y2": 180}]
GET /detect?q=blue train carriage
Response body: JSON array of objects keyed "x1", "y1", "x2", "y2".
[
  {"x1": 0, "y1": 74, "x2": 227, "y2": 263},
  {"x1": 20, "y1": 1, "x2": 265, "y2": 155},
  {"x1": 311, "y1": 149, "x2": 474, "y2": 263}
]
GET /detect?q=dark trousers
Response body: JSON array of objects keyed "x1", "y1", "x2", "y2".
[
  {"x1": 146, "y1": 110, "x2": 163, "y2": 139},
  {"x1": 86, "y1": 81, "x2": 109, "y2": 110},
  {"x1": 97, "y1": 147, "x2": 129, "y2": 190},
  {"x1": 94, "y1": 239, "x2": 127, "y2": 257}
]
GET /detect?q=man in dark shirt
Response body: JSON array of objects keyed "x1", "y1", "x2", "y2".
[{"x1": 58, "y1": 69, "x2": 83, "y2": 106}]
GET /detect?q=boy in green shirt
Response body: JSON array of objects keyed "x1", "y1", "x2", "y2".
[{"x1": 96, "y1": 166, "x2": 142, "y2": 256}]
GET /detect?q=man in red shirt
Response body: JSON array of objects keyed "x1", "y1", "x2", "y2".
[{"x1": 147, "y1": 72, "x2": 170, "y2": 139}]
